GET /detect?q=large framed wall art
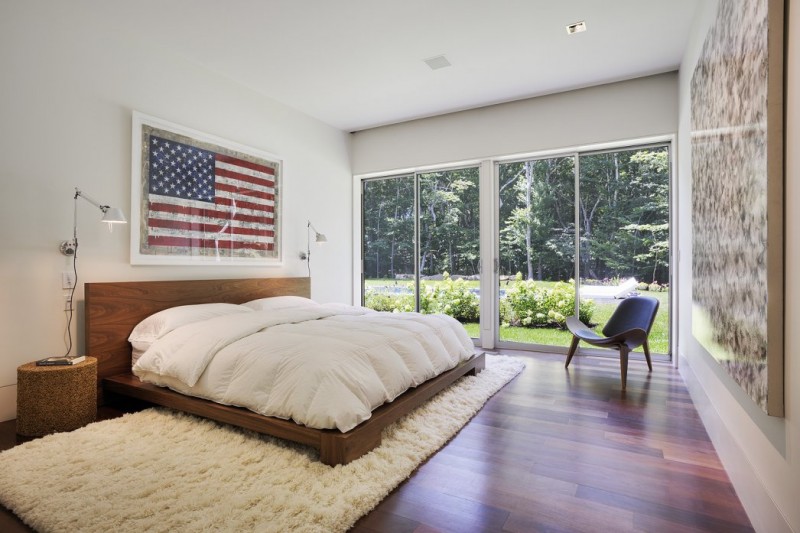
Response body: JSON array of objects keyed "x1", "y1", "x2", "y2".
[
  {"x1": 690, "y1": 0, "x2": 784, "y2": 416},
  {"x1": 131, "y1": 112, "x2": 282, "y2": 266}
]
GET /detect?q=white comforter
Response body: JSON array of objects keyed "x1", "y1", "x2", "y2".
[{"x1": 132, "y1": 305, "x2": 474, "y2": 432}]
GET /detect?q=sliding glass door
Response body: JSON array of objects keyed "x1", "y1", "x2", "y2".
[
  {"x1": 361, "y1": 175, "x2": 417, "y2": 311},
  {"x1": 495, "y1": 144, "x2": 671, "y2": 355},
  {"x1": 497, "y1": 156, "x2": 576, "y2": 347},
  {"x1": 361, "y1": 167, "x2": 480, "y2": 337},
  {"x1": 358, "y1": 141, "x2": 672, "y2": 356},
  {"x1": 578, "y1": 146, "x2": 670, "y2": 354}
]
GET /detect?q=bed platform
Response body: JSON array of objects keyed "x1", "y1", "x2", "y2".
[{"x1": 86, "y1": 277, "x2": 485, "y2": 466}]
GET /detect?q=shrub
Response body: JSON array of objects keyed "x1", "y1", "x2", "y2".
[
  {"x1": 422, "y1": 272, "x2": 480, "y2": 322},
  {"x1": 364, "y1": 273, "x2": 480, "y2": 322},
  {"x1": 579, "y1": 300, "x2": 595, "y2": 324},
  {"x1": 365, "y1": 274, "x2": 601, "y2": 328},
  {"x1": 502, "y1": 279, "x2": 594, "y2": 329},
  {"x1": 648, "y1": 281, "x2": 662, "y2": 292},
  {"x1": 363, "y1": 289, "x2": 414, "y2": 313},
  {"x1": 637, "y1": 282, "x2": 650, "y2": 291}
]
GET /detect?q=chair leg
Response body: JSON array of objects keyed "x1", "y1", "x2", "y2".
[
  {"x1": 643, "y1": 339, "x2": 653, "y2": 371},
  {"x1": 565, "y1": 336, "x2": 579, "y2": 368},
  {"x1": 619, "y1": 345, "x2": 629, "y2": 391}
]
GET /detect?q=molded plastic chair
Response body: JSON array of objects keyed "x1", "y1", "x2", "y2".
[{"x1": 565, "y1": 296, "x2": 660, "y2": 390}]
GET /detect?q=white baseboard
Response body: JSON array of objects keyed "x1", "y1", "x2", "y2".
[
  {"x1": 0, "y1": 384, "x2": 16, "y2": 423},
  {"x1": 678, "y1": 354, "x2": 791, "y2": 533}
]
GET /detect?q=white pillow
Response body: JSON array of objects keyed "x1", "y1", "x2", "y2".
[
  {"x1": 131, "y1": 346, "x2": 146, "y2": 367},
  {"x1": 241, "y1": 296, "x2": 318, "y2": 311},
  {"x1": 128, "y1": 303, "x2": 252, "y2": 352}
]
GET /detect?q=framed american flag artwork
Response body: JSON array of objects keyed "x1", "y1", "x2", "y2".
[{"x1": 130, "y1": 112, "x2": 282, "y2": 265}]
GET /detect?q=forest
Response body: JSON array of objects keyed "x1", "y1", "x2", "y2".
[{"x1": 362, "y1": 146, "x2": 670, "y2": 287}]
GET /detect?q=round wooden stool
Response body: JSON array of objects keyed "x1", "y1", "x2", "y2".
[{"x1": 16, "y1": 357, "x2": 98, "y2": 437}]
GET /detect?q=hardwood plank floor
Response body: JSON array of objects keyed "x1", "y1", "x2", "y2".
[
  {"x1": 351, "y1": 351, "x2": 752, "y2": 533},
  {"x1": 0, "y1": 351, "x2": 752, "y2": 532}
]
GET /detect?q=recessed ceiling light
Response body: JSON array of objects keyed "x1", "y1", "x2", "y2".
[
  {"x1": 423, "y1": 55, "x2": 451, "y2": 70},
  {"x1": 566, "y1": 21, "x2": 587, "y2": 35}
]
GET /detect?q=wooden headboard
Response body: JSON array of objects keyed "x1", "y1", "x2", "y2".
[{"x1": 85, "y1": 277, "x2": 310, "y2": 383}]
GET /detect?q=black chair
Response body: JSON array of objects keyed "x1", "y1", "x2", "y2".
[{"x1": 565, "y1": 296, "x2": 660, "y2": 390}]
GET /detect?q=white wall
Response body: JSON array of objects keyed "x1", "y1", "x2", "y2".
[
  {"x1": 352, "y1": 72, "x2": 678, "y2": 174},
  {"x1": 677, "y1": 1, "x2": 798, "y2": 531},
  {"x1": 0, "y1": 2, "x2": 353, "y2": 421}
]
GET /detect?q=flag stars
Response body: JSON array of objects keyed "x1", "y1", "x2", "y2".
[{"x1": 148, "y1": 135, "x2": 215, "y2": 203}]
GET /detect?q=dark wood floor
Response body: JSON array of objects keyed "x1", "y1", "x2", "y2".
[{"x1": 0, "y1": 351, "x2": 752, "y2": 532}]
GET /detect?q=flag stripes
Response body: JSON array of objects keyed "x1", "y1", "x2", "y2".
[{"x1": 145, "y1": 134, "x2": 276, "y2": 255}]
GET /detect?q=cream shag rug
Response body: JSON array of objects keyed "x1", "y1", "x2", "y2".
[{"x1": 0, "y1": 355, "x2": 523, "y2": 533}]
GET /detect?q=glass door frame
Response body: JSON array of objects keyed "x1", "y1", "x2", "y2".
[
  {"x1": 579, "y1": 142, "x2": 672, "y2": 360},
  {"x1": 355, "y1": 161, "x2": 482, "y2": 324},
  {"x1": 491, "y1": 139, "x2": 674, "y2": 360},
  {"x1": 491, "y1": 149, "x2": 580, "y2": 353},
  {"x1": 353, "y1": 135, "x2": 676, "y2": 360},
  {"x1": 358, "y1": 172, "x2": 418, "y2": 311}
]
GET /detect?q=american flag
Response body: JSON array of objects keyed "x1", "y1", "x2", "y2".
[{"x1": 145, "y1": 134, "x2": 276, "y2": 257}]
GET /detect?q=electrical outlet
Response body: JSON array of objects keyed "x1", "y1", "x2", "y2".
[
  {"x1": 64, "y1": 295, "x2": 73, "y2": 311},
  {"x1": 62, "y1": 271, "x2": 76, "y2": 289}
]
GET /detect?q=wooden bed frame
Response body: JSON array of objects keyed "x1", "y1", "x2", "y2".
[{"x1": 85, "y1": 277, "x2": 485, "y2": 466}]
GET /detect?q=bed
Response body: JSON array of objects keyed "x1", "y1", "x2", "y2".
[{"x1": 85, "y1": 277, "x2": 485, "y2": 465}]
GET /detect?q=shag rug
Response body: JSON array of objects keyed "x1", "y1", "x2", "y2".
[{"x1": 0, "y1": 355, "x2": 523, "y2": 533}]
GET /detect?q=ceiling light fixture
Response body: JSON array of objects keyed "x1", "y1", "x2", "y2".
[
  {"x1": 423, "y1": 55, "x2": 451, "y2": 70},
  {"x1": 566, "y1": 21, "x2": 587, "y2": 35}
]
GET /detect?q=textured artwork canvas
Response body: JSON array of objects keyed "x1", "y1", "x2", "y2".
[{"x1": 690, "y1": 0, "x2": 784, "y2": 415}]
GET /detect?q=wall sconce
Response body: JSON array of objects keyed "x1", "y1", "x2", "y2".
[
  {"x1": 299, "y1": 220, "x2": 327, "y2": 275},
  {"x1": 58, "y1": 187, "x2": 126, "y2": 357},
  {"x1": 60, "y1": 187, "x2": 127, "y2": 256}
]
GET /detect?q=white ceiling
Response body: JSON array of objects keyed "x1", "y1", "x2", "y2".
[{"x1": 99, "y1": 0, "x2": 700, "y2": 132}]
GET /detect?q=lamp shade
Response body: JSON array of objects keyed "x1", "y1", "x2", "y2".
[
  {"x1": 101, "y1": 207, "x2": 127, "y2": 224},
  {"x1": 315, "y1": 232, "x2": 327, "y2": 244}
]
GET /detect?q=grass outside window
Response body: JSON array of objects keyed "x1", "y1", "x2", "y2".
[{"x1": 364, "y1": 278, "x2": 669, "y2": 355}]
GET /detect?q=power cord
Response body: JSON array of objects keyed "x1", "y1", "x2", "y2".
[{"x1": 62, "y1": 242, "x2": 78, "y2": 357}]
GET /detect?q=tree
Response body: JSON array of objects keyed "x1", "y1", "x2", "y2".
[
  {"x1": 418, "y1": 168, "x2": 479, "y2": 276},
  {"x1": 362, "y1": 176, "x2": 414, "y2": 279},
  {"x1": 499, "y1": 157, "x2": 575, "y2": 281},
  {"x1": 361, "y1": 146, "x2": 670, "y2": 296},
  {"x1": 497, "y1": 147, "x2": 669, "y2": 285},
  {"x1": 578, "y1": 147, "x2": 669, "y2": 283}
]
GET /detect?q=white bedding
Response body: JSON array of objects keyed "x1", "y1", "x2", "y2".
[{"x1": 132, "y1": 304, "x2": 475, "y2": 432}]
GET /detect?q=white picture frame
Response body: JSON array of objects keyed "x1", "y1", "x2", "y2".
[{"x1": 130, "y1": 112, "x2": 282, "y2": 266}]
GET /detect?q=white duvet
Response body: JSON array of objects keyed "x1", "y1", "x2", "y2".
[{"x1": 132, "y1": 304, "x2": 475, "y2": 432}]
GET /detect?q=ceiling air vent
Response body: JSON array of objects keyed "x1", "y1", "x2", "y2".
[{"x1": 423, "y1": 55, "x2": 451, "y2": 70}]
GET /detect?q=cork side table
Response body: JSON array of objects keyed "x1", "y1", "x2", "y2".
[{"x1": 16, "y1": 357, "x2": 98, "y2": 437}]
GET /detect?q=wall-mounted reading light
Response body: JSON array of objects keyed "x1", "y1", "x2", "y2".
[
  {"x1": 60, "y1": 187, "x2": 127, "y2": 256},
  {"x1": 299, "y1": 220, "x2": 327, "y2": 276},
  {"x1": 58, "y1": 187, "x2": 126, "y2": 357}
]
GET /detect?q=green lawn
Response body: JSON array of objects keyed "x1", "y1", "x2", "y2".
[
  {"x1": 495, "y1": 290, "x2": 669, "y2": 353},
  {"x1": 364, "y1": 278, "x2": 670, "y2": 354},
  {"x1": 461, "y1": 322, "x2": 579, "y2": 347}
]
